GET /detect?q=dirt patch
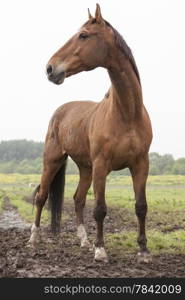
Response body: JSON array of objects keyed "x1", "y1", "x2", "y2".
[
  {"x1": 1, "y1": 227, "x2": 185, "y2": 278},
  {"x1": 0, "y1": 200, "x2": 185, "y2": 278},
  {"x1": 0, "y1": 197, "x2": 29, "y2": 229}
]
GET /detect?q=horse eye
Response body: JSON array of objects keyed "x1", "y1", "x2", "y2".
[{"x1": 79, "y1": 33, "x2": 89, "y2": 39}]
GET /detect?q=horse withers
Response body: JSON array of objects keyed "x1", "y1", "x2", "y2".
[{"x1": 28, "y1": 4, "x2": 152, "y2": 263}]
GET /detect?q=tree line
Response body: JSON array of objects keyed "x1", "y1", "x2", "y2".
[{"x1": 0, "y1": 140, "x2": 185, "y2": 175}]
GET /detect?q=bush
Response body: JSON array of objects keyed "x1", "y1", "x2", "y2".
[{"x1": 0, "y1": 140, "x2": 185, "y2": 175}]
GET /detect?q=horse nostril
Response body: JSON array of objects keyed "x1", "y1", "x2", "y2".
[{"x1": 47, "y1": 65, "x2": 53, "y2": 75}]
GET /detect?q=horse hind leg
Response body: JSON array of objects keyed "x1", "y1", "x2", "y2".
[
  {"x1": 73, "y1": 167, "x2": 92, "y2": 248},
  {"x1": 28, "y1": 184, "x2": 48, "y2": 246},
  {"x1": 28, "y1": 155, "x2": 67, "y2": 246}
]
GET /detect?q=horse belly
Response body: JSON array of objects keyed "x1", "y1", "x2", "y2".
[
  {"x1": 69, "y1": 151, "x2": 92, "y2": 168},
  {"x1": 62, "y1": 130, "x2": 92, "y2": 168}
]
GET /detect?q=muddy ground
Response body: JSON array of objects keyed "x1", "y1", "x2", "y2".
[{"x1": 0, "y1": 197, "x2": 185, "y2": 278}]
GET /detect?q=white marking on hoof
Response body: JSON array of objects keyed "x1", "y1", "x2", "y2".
[
  {"x1": 137, "y1": 251, "x2": 152, "y2": 263},
  {"x1": 77, "y1": 224, "x2": 91, "y2": 248},
  {"x1": 94, "y1": 247, "x2": 108, "y2": 263},
  {"x1": 27, "y1": 224, "x2": 40, "y2": 246},
  {"x1": 81, "y1": 239, "x2": 91, "y2": 248}
]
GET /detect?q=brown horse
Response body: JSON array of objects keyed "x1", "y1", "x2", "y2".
[{"x1": 28, "y1": 4, "x2": 152, "y2": 263}]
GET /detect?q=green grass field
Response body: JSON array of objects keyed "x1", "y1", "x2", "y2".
[{"x1": 0, "y1": 173, "x2": 185, "y2": 255}]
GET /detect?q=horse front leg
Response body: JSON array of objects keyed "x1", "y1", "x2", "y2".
[
  {"x1": 130, "y1": 155, "x2": 152, "y2": 263},
  {"x1": 92, "y1": 158, "x2": 109, "y2": 262},
  {"x1": 73, "y1": 167, "x2": 92, "y2": 248}
]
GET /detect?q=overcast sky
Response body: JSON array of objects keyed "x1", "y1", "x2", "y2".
[{"x1": 0, "y1": 0, "x2": 185, "y2": 158}]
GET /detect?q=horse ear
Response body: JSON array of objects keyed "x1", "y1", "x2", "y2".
[
  {"x1": 95, "y1": 3, "x2": 104, "y2": 23},
  {"x1": 88, "y1": 8, "x2": 93, "y2": 20}
]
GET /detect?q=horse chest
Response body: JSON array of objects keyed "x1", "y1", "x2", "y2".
[{"x1": 111, "y1": 131, "x2": 143, "y2": 169}]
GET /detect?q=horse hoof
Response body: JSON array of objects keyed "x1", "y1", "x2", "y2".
[
  {"x1": 26, "y1": 240, "x2": 37, "y2": 248},
  {"x1": 81, "y1": 239, "x2": 91, "y2": 249},
  {"x1": 137, "y1": 251, "x2": 152, "y2": 263},
  {"x1": 94, "y1": 247, "x2": 108, "y2": 263},
  {"x1": 27, "y1": 236, "x2": 40, "y2": 248},
  {"x1": 27, "y1": 235, "x2": 40, "y2": 246}
]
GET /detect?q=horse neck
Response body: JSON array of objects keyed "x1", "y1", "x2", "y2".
[{"x1": 107, "y1": 51, "x2": 143, "y2": 123}]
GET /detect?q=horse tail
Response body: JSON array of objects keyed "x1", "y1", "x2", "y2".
[
  {"x1": 28, "y1": 184, "x2": 40, "y2": 212},
  {"x1": 48, "y1": 158, "x2": 68, "y2": 234}
]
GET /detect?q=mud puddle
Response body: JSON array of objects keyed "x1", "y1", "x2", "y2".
[{"x1": 0, "y1": 197, "x2": 29, "y2": 229}]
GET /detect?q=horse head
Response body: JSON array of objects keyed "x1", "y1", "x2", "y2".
[{"x1": 46, "y1": 4, "x2": 115, "y2": 85}]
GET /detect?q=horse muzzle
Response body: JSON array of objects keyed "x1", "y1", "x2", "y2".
[{"x1": 46, "y1": 64, "x2": 66, "y2": 85}]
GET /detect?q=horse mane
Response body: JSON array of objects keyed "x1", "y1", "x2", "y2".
[
  {"x1": 84, "y1": 18, "x2": 141, "y2": 85},
  {"x1": 105, "y1": 20, "x2": 141, "y2": 85}
]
